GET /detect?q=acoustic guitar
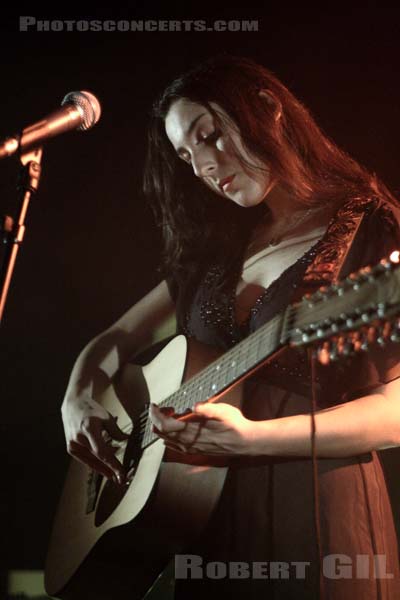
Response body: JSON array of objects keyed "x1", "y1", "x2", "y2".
[{"x1": 45, "y1": 253, "x2": 400, "y2": 599}]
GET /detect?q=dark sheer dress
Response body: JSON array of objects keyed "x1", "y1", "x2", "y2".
[{"x1": 171, "y1": 196, "x2": 400, "y2": 599}]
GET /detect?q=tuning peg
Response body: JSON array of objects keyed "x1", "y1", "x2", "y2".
[
  {"x1": 350, "y1": 331, "x2": 363, "y2": 353},
  {"x1": 373, "y1": 258, "x2": 394, "y2": 275},
  {"x1": 317, "y1": 341, "x2": 331, "y2": 365},
  {"x1": 381, "y1": 258, "x2": 394, "y2": 269},
  {"x1": 336, "y1": 335, "x2": 345, "y2": 355},
  {"x1": 380, "y1": 321, "x2": 392, "y2": 343},
  {"x1": 376, "y1": 335, "x2": 386, "y2": 347},
  {"x1": 390, "y1": 321, "x2": 400, "y2": 342},
  {"x1": 378, "y1": 260, "x2": 390, "y2": 270},
  {"x1": 358, "y1": 266, "x2": 376, "y2": 284},
  {"x1": 310, "y1": 288, "x2": 329, "y2": 302},
  {"x1": 344, "y1": 273, "x2": 362, "y2": 291},
  {"x1": 367, "y1": 326, "x2": 377, "y2": 344},
  {"x1": 303, "y1": 293, "x2": 316, "y2": 308},
  {"x1": 375, "y1": 321, "x2": 392, "y2": 346},
  {"x1": 317, "y1": 285, "x2": 329, "y2": 295},
  {"x1": 360, "y1": 265, "x2": 373, "y2": 276},
  {"x1": 376, "y1": 303, "x2": 387, "y2": 319},
  {"x1": 333, "y1": 334, "x2": 356, "y2": 357},
  {"x1": 359, "y1": 330, "x2": 370, "y2": 352},
  {"x1": 342, "y1": 339, "x2": 355, "y2": 357},
  {"x1": 329, "y1": 343, "x2": 339, "y2": 361},
  {"x1": 345, "y1": 274, "x2": 358, "y2": 287},
  {"x1": 390, "y1": 332, "x2": 400, "y2": 343},
  {"x1": 336, "y1": 285, "x2": 345, "y2": 297},
  {"x1": 346, "y1": 272, "x2": 358, "y2": 281}
]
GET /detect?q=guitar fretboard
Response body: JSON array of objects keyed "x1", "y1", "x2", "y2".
[
  {"x1": 141, "y1": 312, "x2": 285, "y2": 448},
  {"x1": 138, "y1": 257, "x2": 400, "y2": 449}
]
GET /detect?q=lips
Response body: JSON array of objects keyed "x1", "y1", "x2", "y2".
[{"x1": 218, "y1": 175, "x2": 235, "y2": 191}]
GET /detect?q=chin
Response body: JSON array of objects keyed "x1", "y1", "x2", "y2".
[{"x1": 229, "y1": 192, "x2": 265, "y2": 208}]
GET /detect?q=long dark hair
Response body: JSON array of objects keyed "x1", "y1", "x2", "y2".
[{"x1": 143, "y1": 54, "x2": 397, "y2": 293}]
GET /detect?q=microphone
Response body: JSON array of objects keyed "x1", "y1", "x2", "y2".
[{"x1": 0, "y1": 90, "x2": 101, "y2": 159}]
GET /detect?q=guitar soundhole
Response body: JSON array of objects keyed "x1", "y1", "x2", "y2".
[{"x1": 94, "y1": 418, "x2": 143, "y2": 527}]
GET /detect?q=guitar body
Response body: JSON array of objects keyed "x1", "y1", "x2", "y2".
[{"x1": 45, "y1": 335, "x2": 243, "y2": 599}]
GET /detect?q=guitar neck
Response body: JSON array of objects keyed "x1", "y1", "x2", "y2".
[
  {"x1": 142, "y1": 312, "x2": 286, "y2": 448},
  {"x1": 140, "y1": 255, "x2": 400, "y2": 449}
]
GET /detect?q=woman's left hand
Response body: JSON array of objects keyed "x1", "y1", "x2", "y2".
[{"x1": 149, "y1": 401, "x2": 258, "y2": 456}]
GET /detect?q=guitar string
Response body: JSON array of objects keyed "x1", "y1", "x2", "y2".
[
  {"x1": 139, "y1": 312, "x2": 291, "y2": 447},
  {"x1": 90, "y1": 273, "x2": 399, "y2": 483},
  {"x1": 137, "y1": 306, "x2": 348, "y2": 449},
  {"x1": 118, "y1": 313, "x2": 283, "y2": 446},
  {"x1": 119, "y1": 275, "x2": 394, "y2": 450},
  {"x1": 135, "y1": 302, "x2": 342, "y2": 448}
]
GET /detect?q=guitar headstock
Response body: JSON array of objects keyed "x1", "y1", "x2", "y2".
[{"x1": 285, "y1": 251, "x2": 400, "y2": 364}]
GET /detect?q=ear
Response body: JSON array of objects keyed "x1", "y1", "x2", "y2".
[{"x1": 258, "y1": 89, "x2": 282, "y2": 122}]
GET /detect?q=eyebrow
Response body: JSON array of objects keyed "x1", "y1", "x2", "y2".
[{"x1": 176, "y1": 112, "x2": 207, "y2": 154}]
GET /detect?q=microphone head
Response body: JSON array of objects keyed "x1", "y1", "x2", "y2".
[{"x1": 61, "y1": 90, "x2": 101, "y2": 131}]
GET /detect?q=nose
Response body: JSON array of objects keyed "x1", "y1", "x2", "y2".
[{"x1": 191, "y1": 149, "x2": 217, "y2": 178}]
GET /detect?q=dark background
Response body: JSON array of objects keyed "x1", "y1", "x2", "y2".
[{"x1": 0, "y1": 3, "x2": 400, "y2": 596}]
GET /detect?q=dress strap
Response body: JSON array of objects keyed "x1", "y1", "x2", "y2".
[{"x1": 302, "y1": 197, "x2": 376, "y2": 286}]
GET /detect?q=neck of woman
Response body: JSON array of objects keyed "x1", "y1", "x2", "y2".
[{"x1": 245, "y1": 189, "x2": 334, "y2": 259}]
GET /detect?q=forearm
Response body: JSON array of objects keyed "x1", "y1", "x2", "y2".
[
  {"x1": 63, "y1": 280, "x2": 176, "y2": 403},
  {"x1": 63, "y1": 327, "x2": 131, "y2": 401},
  {"x1": 251, "y1": 392, "x2": 400, "y2": 458}
]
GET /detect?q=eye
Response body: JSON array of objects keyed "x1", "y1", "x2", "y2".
[
  {"x1": 199, "y1": 129, "x2": 220, "y2": 144},
  {"x1": 178, "y1": 152, "x2": 191, "y2": 165},
  {"x1": 176, "y1": 128, "x2": 221, "y2": 165}
]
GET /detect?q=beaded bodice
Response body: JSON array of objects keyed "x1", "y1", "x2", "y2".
[
  {"x1": 181, "y1": 197, "x2": 382, "y2": 345},
  {"x1": 170, "y1": 196, "x2": 400, "y2": 406}
]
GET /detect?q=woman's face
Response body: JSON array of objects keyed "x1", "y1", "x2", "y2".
[{"x1": 164, "y1": 98, "x2": 275, "y2": 208}]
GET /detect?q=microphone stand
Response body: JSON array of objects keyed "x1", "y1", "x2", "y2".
[{"x1": 0, "y1": 146, "x2": 43, "y2": 324}]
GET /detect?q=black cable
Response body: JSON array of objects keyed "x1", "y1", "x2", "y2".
[{"x1": 308, "y1": 346, "x2": 325, "y2": 599}]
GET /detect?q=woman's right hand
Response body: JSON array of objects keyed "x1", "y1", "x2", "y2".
[
  {"x1": 61, "y1": 390, "x2": 129, "y2": 484},
  {"x1": 60, "y1": 279, "x2": 175, "y2": 485}
]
